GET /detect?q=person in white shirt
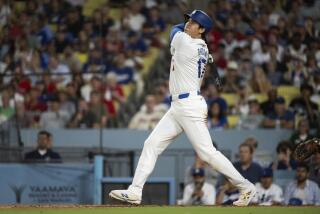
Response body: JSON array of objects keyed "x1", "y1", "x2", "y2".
[
  {"x1": 252, "y1": 168, "x2": 283, "y2": 205},
  {"x1": 109, "y1": 10, "x2": 256, "y2": 206},
  {"x1": 181, "y1": 168, "x2": 216, "y2": 205}
]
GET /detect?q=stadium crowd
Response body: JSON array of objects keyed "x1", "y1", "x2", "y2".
[{"x1": 0, "y1": 0, "x2": 320, "y2": 133}]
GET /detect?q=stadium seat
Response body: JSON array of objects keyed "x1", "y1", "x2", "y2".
[
  {"x1": 109, "y1": 8, "x2": 121, "y2": 20},
  {"x1": 141, "y1": 48, "x2": 160, "y2": 76},
  {"x1": 253, "y1": 93, "x2": 268, "y2": 103},
  {"x1": 83, "y1": 0, "x2": 108, "y2": 17},
  {"x1": 277, "y1": 86, "x2": 300, "y2": 106},
  {"x1": 227, "y1": 115, "x2": 240, "y2": 128},
  {"x1": 221, "y1": 93, "x2": 237, "y2": 107}
]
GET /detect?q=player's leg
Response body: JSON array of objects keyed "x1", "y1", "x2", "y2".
[
  {"x1": 109, "y1": 108, "x2": 183, "y2": 204},
  {"x1": 178, "y1": 102, "x2": 256, "y2": 206}
]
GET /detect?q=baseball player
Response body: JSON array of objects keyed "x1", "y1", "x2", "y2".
[{"x1": 109, "y1": 10, "x2": 256, "y2": 206}]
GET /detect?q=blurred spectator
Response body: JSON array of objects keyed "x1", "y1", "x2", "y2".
[
  {"x1": 204, "y1": 83, "x2": 227, "y2": 113},
  {"x1": 220, "y1": 29, "x2": 239, "y2": 60},
  {"x1": 215, "y1": 178, "x2": 239, "y2": 205},
  {"x1": 284, "y1": 57, "x2": 308, "y2": 87},
  {"x1": 270, "y1": 141, "x2": 297, "y2": 171},
  {"x1": 284, "y1": 163, "x2": 320, "y2": 205},
  {"x1": 232, "y1": 83, "x2": 250, "y2": 115},
  {"x1": 309, "y1": 152, "x2": 320, "y2": 187},
  {"x1": 58, "y1": 90, "x2": 76, "y2": 117},
  {"x1": 233, "y1": 143, "x2": 263, "y2": 184},
  {"x1": 13, "y1": 101, "x2": 32, "y2": 128},
  {"x1": 248, "y1": 66, "x2": 272, "y2": 94},
  {"x1": 0, "y1": 90, "x2": 14, "y2": 124},
  {"x1": 290, "y1": 84, "x2": 319, "y2": 128},
  {"x1": 262, "y1": 96, "x2": 295, "y2": 129},
  {"x1": 181, "y1": 168, "x2": 216, "y2": 205},
  {"x1": 142, "y1": 6, "x2": 166, "y2": 47},
  {"x1": 222, "y1": 61, "x2": 243, "y2": 93},
  {"x1": 184, "y1": 150, "x2": 220, "y2": 187},
  {"x1": 238, "y1": 97, "x2": 264, "y2": 130},
  {"x1": 24, "y1": 130, "x2": 61, "y2": 163},
  {"x1": 207, "y1": 101, "x2": 228, "y2": 130},
  {"x1": 48, "y1": 56, "x2": 71, "y2": 88},
  {"x1": 260, "y1": 88, "x2": 278, "y2": 115},
  {"x1": 103, "y1": 72, "x2": 125, "y2": 117},
  {"x1": 39, "y1": 98, "x2": 71, "y2": 129},
  {"x1": 68, "y1": 99, "x2": 97, "y2": 128},
  {"x1": 129, "y1": 94, "x2": 165, "y2": 130},
  {"x1": 252, "y1": 168, "x2": 283, "y2": 205},
  {"x1": 289, "y1": 119, "x2": 314, "y2": 146},
  {"x1": 109, "y1": 52, "x2": 135, "y2": 85},
  {"x1": 126, "y1": 31, "x2": 148, "y2": 57},
  {"x1": 122, "y1": 0, "x2": 146, "y2": 32},
  {"x1": 81, "y1": 76, "x2": 103, "y2": 103},
  {"x1": 87, "y1": 91, "x2": 108, "y2": 128}
]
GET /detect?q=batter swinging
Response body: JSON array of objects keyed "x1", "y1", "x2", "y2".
[{"x1": 110, "y1": 10, "x2": 256, "y2": 206}]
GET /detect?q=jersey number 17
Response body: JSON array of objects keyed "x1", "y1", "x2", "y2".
[{"x1": 198, "y1": 58, "x2": 206, "y2": 79}]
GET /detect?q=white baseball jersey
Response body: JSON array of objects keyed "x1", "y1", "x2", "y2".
[
  {"x1": 169, "y1": 31, "x2": 208, "y2": 95},
  {"x1": 252, "y1": 182, "x2": 283, "y2": 205},
  {"x1": 127, "y1": 26, "x2": 250, "y2": 200}
]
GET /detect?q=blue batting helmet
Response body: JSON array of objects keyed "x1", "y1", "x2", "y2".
[{"x1": 184, "y1": 10, "x2": 213, "y2": 33}]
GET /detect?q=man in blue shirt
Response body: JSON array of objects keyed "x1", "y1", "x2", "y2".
[
  {"x1": 262, "y1": 96, "x2": 294, "y2": 129},
  {"x1": 233, "y1": 143, "x2": 263, "y2": 184}
]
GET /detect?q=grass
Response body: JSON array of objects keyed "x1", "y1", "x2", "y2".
[{"x1": 0, "y1": 206, "x2": 319, "y2": 214}]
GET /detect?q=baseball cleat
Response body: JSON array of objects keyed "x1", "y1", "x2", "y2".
[
  {"x1": 109, "y1": 190, "x2": 141, "y2": 205},
  {"x1": 233, "y1": 184, "x2": 256, "y2": 206}
]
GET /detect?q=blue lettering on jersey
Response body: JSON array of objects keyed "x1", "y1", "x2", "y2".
[{"x1": 198, "y1": 48, "x2": 208, "y2": 59}]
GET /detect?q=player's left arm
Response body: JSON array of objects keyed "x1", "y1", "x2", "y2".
[{"x1": 169, "y1": 23, "x2": 185, "y2": 43}]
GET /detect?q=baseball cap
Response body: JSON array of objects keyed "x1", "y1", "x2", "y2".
[
  {"x1": 192, "y1": 168, "x2": 205, "y2": 177},
  {"x1": 261, "y1": 168, "x2": 273, "y2": 177},
  {"x1": 227, "y1": 61, "x2": 238, "y2": 70},
  {"x1": 275, "y1": 96, "x2": 285, "y2": 104}
]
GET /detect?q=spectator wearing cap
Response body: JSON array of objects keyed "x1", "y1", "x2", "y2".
[
  {"x1": 233, "y1": 143, "x2": 263, "y2": 184},
  {"x1": 184, "y1": 147, "x2": 220, "y2": 187},
  {"x1": 284, "y1": 163, "x2": 320, "y2": 205},
  {"x1": 290, "y1": 84, "x2": 319, "y2": 128},
  {"x1": 222, "y1": 61, "x2": 244, "y2": 93},
  {"x1": 238, "y1": 96, "x2": 264, "y2": 130},
  {"x1": 252, "y1": 168, "x2": 283, "y2": 205},
  {"x1": 262, "y1": 96, "x2": 295, "y2": 129},
  {"x1": 181, "y1": 168, "x2": 216, "y2": 205}
]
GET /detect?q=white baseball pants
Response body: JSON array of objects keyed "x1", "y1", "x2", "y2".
[{"x1": 128, "y1": 95, "x2": 250, "y2": 196}]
